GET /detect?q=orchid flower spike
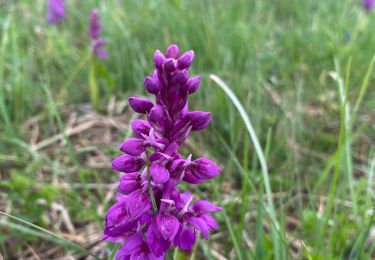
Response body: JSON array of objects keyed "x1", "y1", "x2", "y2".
[{"x1": 104, "y1": 44, "x2": 221, "y2": 259}]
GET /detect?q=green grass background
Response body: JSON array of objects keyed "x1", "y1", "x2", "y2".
[{"x1": 0, "y1": 0, "x2": 374, "y2": 259}]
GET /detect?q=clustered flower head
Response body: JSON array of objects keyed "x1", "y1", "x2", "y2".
[
  {"x1": 362, "y1": 0, "x2": 375, "y2": 10},
  {"x1": 47, "y1": 0, "x2": 65, "y2": 25},
  {"x1": 88, "y1": 9, "x2": 108, "y2": 59},
  {"x1": 104, "y1": 44, "x2": 221, "y2": 259}
]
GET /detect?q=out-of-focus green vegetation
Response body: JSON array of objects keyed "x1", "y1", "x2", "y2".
[{"x1": 0, "y1": 0, "x2": 374, "y2": 259}]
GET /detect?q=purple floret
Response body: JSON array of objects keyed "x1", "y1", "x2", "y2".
[
  {"x1": 88, "y1": 9, "x2": 108, "y2": 59},
  {"x1": 47, "y1": 0, "x2": 65, "y2": 25},
  {"x1": 104, "y1": 44, "x2": 221, "y2": 258},
  {"x1": 362, "y1": 0, "x2": 375, "y2": 10}
]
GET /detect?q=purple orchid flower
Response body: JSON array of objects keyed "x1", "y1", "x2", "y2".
[
  {"x1": 47, "y1": 0, "x2": 65, "y2": 25},
  {"x1": 362, "y1": 0, "x2": 375, "y2": 10},
  {"x1": 104, "y1": 44, "x2": 221, "y2": 258},
  {"x1": 88, "y1": 9, "x2": 108, "y2": 59}
]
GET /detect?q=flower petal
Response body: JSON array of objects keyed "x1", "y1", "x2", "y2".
[
  {"x1": 184, "y1": 111, "x2": 211, "y2": 131},
  {"x1": 118, "y1": 172, "x2": 140, "y2": 195},
  {"x1": 115, "y1": 233, "x2": 143, "y2": 259},
  {"x1": 112, "y1": 155, "x2": 145, "y2": 173},
  {"x1": 192, "y1": 200, "x2": 222, "y2": 214},
  {"x1": 154, "y1": 50, "x2": 165, "y2": 71},
  {"x1": 201, "y1": 214, "x2": 219, "y2": 230},
  {"x1": 128, "y1": 97, "x2": 154, "y2": 114},
  {"x1": 144, "y1": 75, "x2": 161, "y2": 94},
  {"x1": 177, "y1": 50, "x2": 194, "y2": 70},
  {"x1": 150, "y1": 164, "x2": 170, "y2": 184},
  {"x1": 166, "y1": 44, "x2": 179, "y2": 59},
  {"x1": 174, "y1": 225, "x2": 197, "y2": 251},
  {"x1": 131, "y1": 119, "x2": 151, "y2": 138},
  {"x1": 120, "y1": 138, "x2": 145, "y2": 156},
  {"x1": 155, "y1": 214, "x2": 180, "y2": 241},
  {"x1": 148, "y1": 105, "x2": 171, "y2": 134},
  {"x1": 126, "y1": 190, "x2": 151, "y2": 219},
  {"x1": 184, "y1": 158, "x2": 220, "y2": 184},
  {"x1": 146, "y1": 221, "x2": 171, "y2": 257},
  {"x1": 186, "y1": 216, "x2": 209, "y2": 239}
]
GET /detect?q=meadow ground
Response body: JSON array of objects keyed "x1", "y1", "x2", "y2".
[{"x1": 0, "y1": 0, "x2": 374, "y2": 259}]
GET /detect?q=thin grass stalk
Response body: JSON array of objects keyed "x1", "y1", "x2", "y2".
[
  {"x1": 146, "y1": 150, "x2": 158, "y2": 213},
  {"x1": 210, "y1": 74, "x2": 282, "y2": 260},
  {"x1": 334, "y1": 58, "x2": 358, "y2": 220},
  {"x1": 239, "y1": 133, "x2": 250, "y2": 233},
  {"x1": 89, "y1": 60, "x2": 99, "y2": 110},
  {"x1": 366, "y1": 153, "x2": 374, "y2": 209},
  {"x1": 213, "y1": 186, "x2": 244, "y2": 260},
  {"x1": 353, "y1": 53, "x2": 375, "y2": 116},
  {"x1": 213, "y1": 129, "x2": 284, "y2": 238},
  {"x1": 109, "y1": 243, "x2": 121, "y2": 260},
  {"x1": 324, "y1": 62, "x2": 347, "y2": 250},
  {"x1": 0, "y1": 211, "x2": 99, "y2": 260},
  {"x1": 0, "y1": 16, "x2": 13, "y2": 134}
]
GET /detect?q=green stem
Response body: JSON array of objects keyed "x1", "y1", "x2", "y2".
[
  {"x1": 89, "y1": 60, "x2": 99, "y2": 110},
  {"x1": 146, "y1": 150, "x2": 158, "y2": 213}
]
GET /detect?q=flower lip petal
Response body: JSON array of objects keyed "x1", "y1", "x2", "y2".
[
  {"x1": 186, "y1": 216, "x2": 209, "y2": 239},
  {"x1": 201, "y1": 214, "x2": 219, "y2": 230},
  {"x1": 150, "y1": 164, "x2": 170, "y2": 184},
  {"x1": 126, "y1": 190, "x2": 152, "y2": 219},
  {"x1": 174, "y1": 225, "x2": 197, "y2": 251},
  {"x1": 118, "y1": 233, "x2": 143, "y2": 254},
  {"x1": 146, "y1": 222, "x2": 170, "y2": 257},
  {"x1": 156, "y1": 214, "x2": 180, "y2": 241}
]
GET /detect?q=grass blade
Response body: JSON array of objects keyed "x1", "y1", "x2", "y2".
[
  {"x1": 334, "y1": 58, "x2": 358, "y2": 220},
  {"x1": 0, "y1": 211, "x2": 100, "y2": 259},
  {"x1": 0, "y1": 15, "x2": 14, "y2": 134},
  {"x1": 108, "y1": 243, "x2": 121, "y2": 260},
  {"x1": 353, "y1": 53, "x2": 375, "y2": 116},
  {"x1": 210, "y1": 74, "x2": 282, "y2": 259}
]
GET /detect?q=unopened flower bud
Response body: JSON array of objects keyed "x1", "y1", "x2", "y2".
[
  {"x1": 185, "y1": 111, "x2": 211, "y2": 131},
  {"x1": 154, "y1": 50, "x2": 165, "y2": 71},
  {"x1": 119, "y1": 138, "x2": 145, "y2": 156},
  {"x1": 112, "y1": 154, "x2": 145, "y2": 173},
  {"x1": 129, "y1": 97, "x2": 154, "y2": 114},
  {"x1": 177, "y1": 50, "x2": 194, "y2": 70},
  {"x1": 144, "y1": 76, "x2": 161, "y2": 94},
  {"x1": 166, "y1": 44, "x2": 179, "y2": 59},
  {"x1": 131, "y1": 119, "x2": 151, "y2": 138},
  {"x1": 163, "y1": 58, "x2": 176, "y2": 72}
]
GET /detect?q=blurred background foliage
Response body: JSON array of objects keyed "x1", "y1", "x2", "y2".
[{"x1": 0, "y1": 0, "x2": 374, "y2": 259}]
